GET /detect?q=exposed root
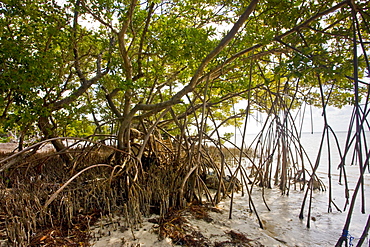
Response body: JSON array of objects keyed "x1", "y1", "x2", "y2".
[
  {"x1": 148, "y1": 203, "x2": 223, "y2": 246},
  {"x1": 0, "y1": 134, "x2": 237, "y2": 245}
]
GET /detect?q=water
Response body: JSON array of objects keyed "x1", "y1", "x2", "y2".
[{"x1": 234, "y1": 131, "x2": 370, "y2": 246}]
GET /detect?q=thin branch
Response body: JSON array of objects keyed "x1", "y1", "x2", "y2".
[
  {"x1": 137, "y1": 3, "x2": 155, "y2": 75},
  {"x1": 80, "y1": 0, "x2": 117, "y2": 33}
]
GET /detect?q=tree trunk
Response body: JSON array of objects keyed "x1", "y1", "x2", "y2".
[
  {"x1": 38, "y1": 116, "x2": 73, "y2": 165},
  {"x1": 117, "y1": 119, "x2": 131, "y2": 151}
]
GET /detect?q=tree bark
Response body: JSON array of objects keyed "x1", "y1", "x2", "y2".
[{"x1": 38, "y1": 116, "x2": 73, "y2": 165}]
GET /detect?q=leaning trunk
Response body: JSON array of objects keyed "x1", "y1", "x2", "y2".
[
  {"x1": 117, "y1": 119, "x2": 132, "y2": 152},
  {"x1": 38, "y1": 116, "x2": 73, "y2": 165}
]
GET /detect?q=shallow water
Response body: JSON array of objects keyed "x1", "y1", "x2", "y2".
[
  {"x1": 233, "y1": 131, "x2": 370, "y2": 246},
  {"x1": 231, "y1": 186, "x2": 369, "y2": 246}
]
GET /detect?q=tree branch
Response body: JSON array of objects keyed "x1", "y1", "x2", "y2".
[
  {"x1": 186, "y1": 0, "x2": 259, "y2": 92},
  {"x1": 72, "y1": 0, "x2": 87, "y2": 85},
  {"x1": 52, "y1": 70, "x2": 108, "y2": 111},
  {"x1": 80, "y1": 0, "x2": 117, "y2": 33},
  {"x1": 117, "y1": 0, "x2": 137, "y2": 80},
  {"x1": 137, "y1": 2, "x2": 155, "y2": 75},
  {"x1": 105, "y1": 88, "x2": 122, "y2": 118},
  {"x1": 129, "y1": 0, "x2": 260, "y2": 115},
  {"x1": 210, "y1": 0, "x2": 350, "y2": 75},
  {"x1": 51, "y1": 1, "x2": 110, "y2": 111}
]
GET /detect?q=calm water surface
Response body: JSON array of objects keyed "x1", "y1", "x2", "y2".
[{"x1": 235, "y1": 131, "x2": 370, "y2": 246}]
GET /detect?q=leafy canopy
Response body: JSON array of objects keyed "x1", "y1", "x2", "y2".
[{"x1": 0, "y1": 0, "x2": 368, "y2": 141}]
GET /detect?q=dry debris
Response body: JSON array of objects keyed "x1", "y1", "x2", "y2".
[{"x1": 147, "y1": 203, "x2": 258, "y2": 247}]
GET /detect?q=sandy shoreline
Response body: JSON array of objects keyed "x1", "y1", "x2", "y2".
[
  {"x1": 89, "y1": 185, "x2": 369, "y2": 247},
  {"x1": 89, "y1": 197, "x2": 285, "y2": 247},
  {"x1": 0, "y1": 143, "x2": 55, "y2": 153}
]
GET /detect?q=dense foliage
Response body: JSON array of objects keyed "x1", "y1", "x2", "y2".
[{"x1": 0, "y1": 0, "x2": 368, "y2": 145}]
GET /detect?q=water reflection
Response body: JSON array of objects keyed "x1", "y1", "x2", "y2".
[{"x1": 231, "y1": 131, "x2": 370, "y2": 246}]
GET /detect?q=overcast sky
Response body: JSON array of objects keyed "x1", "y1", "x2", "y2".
[{"x1": 218, "y1": 103, "x2": 361, "y2": 141}]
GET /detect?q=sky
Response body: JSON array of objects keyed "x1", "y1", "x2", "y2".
[
  {"x1": 219, "y1": 75, "x2": 370, "y2": 137},
  {"x1": 218, "y1": 103, "x2": 363, "y2": 143}
]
